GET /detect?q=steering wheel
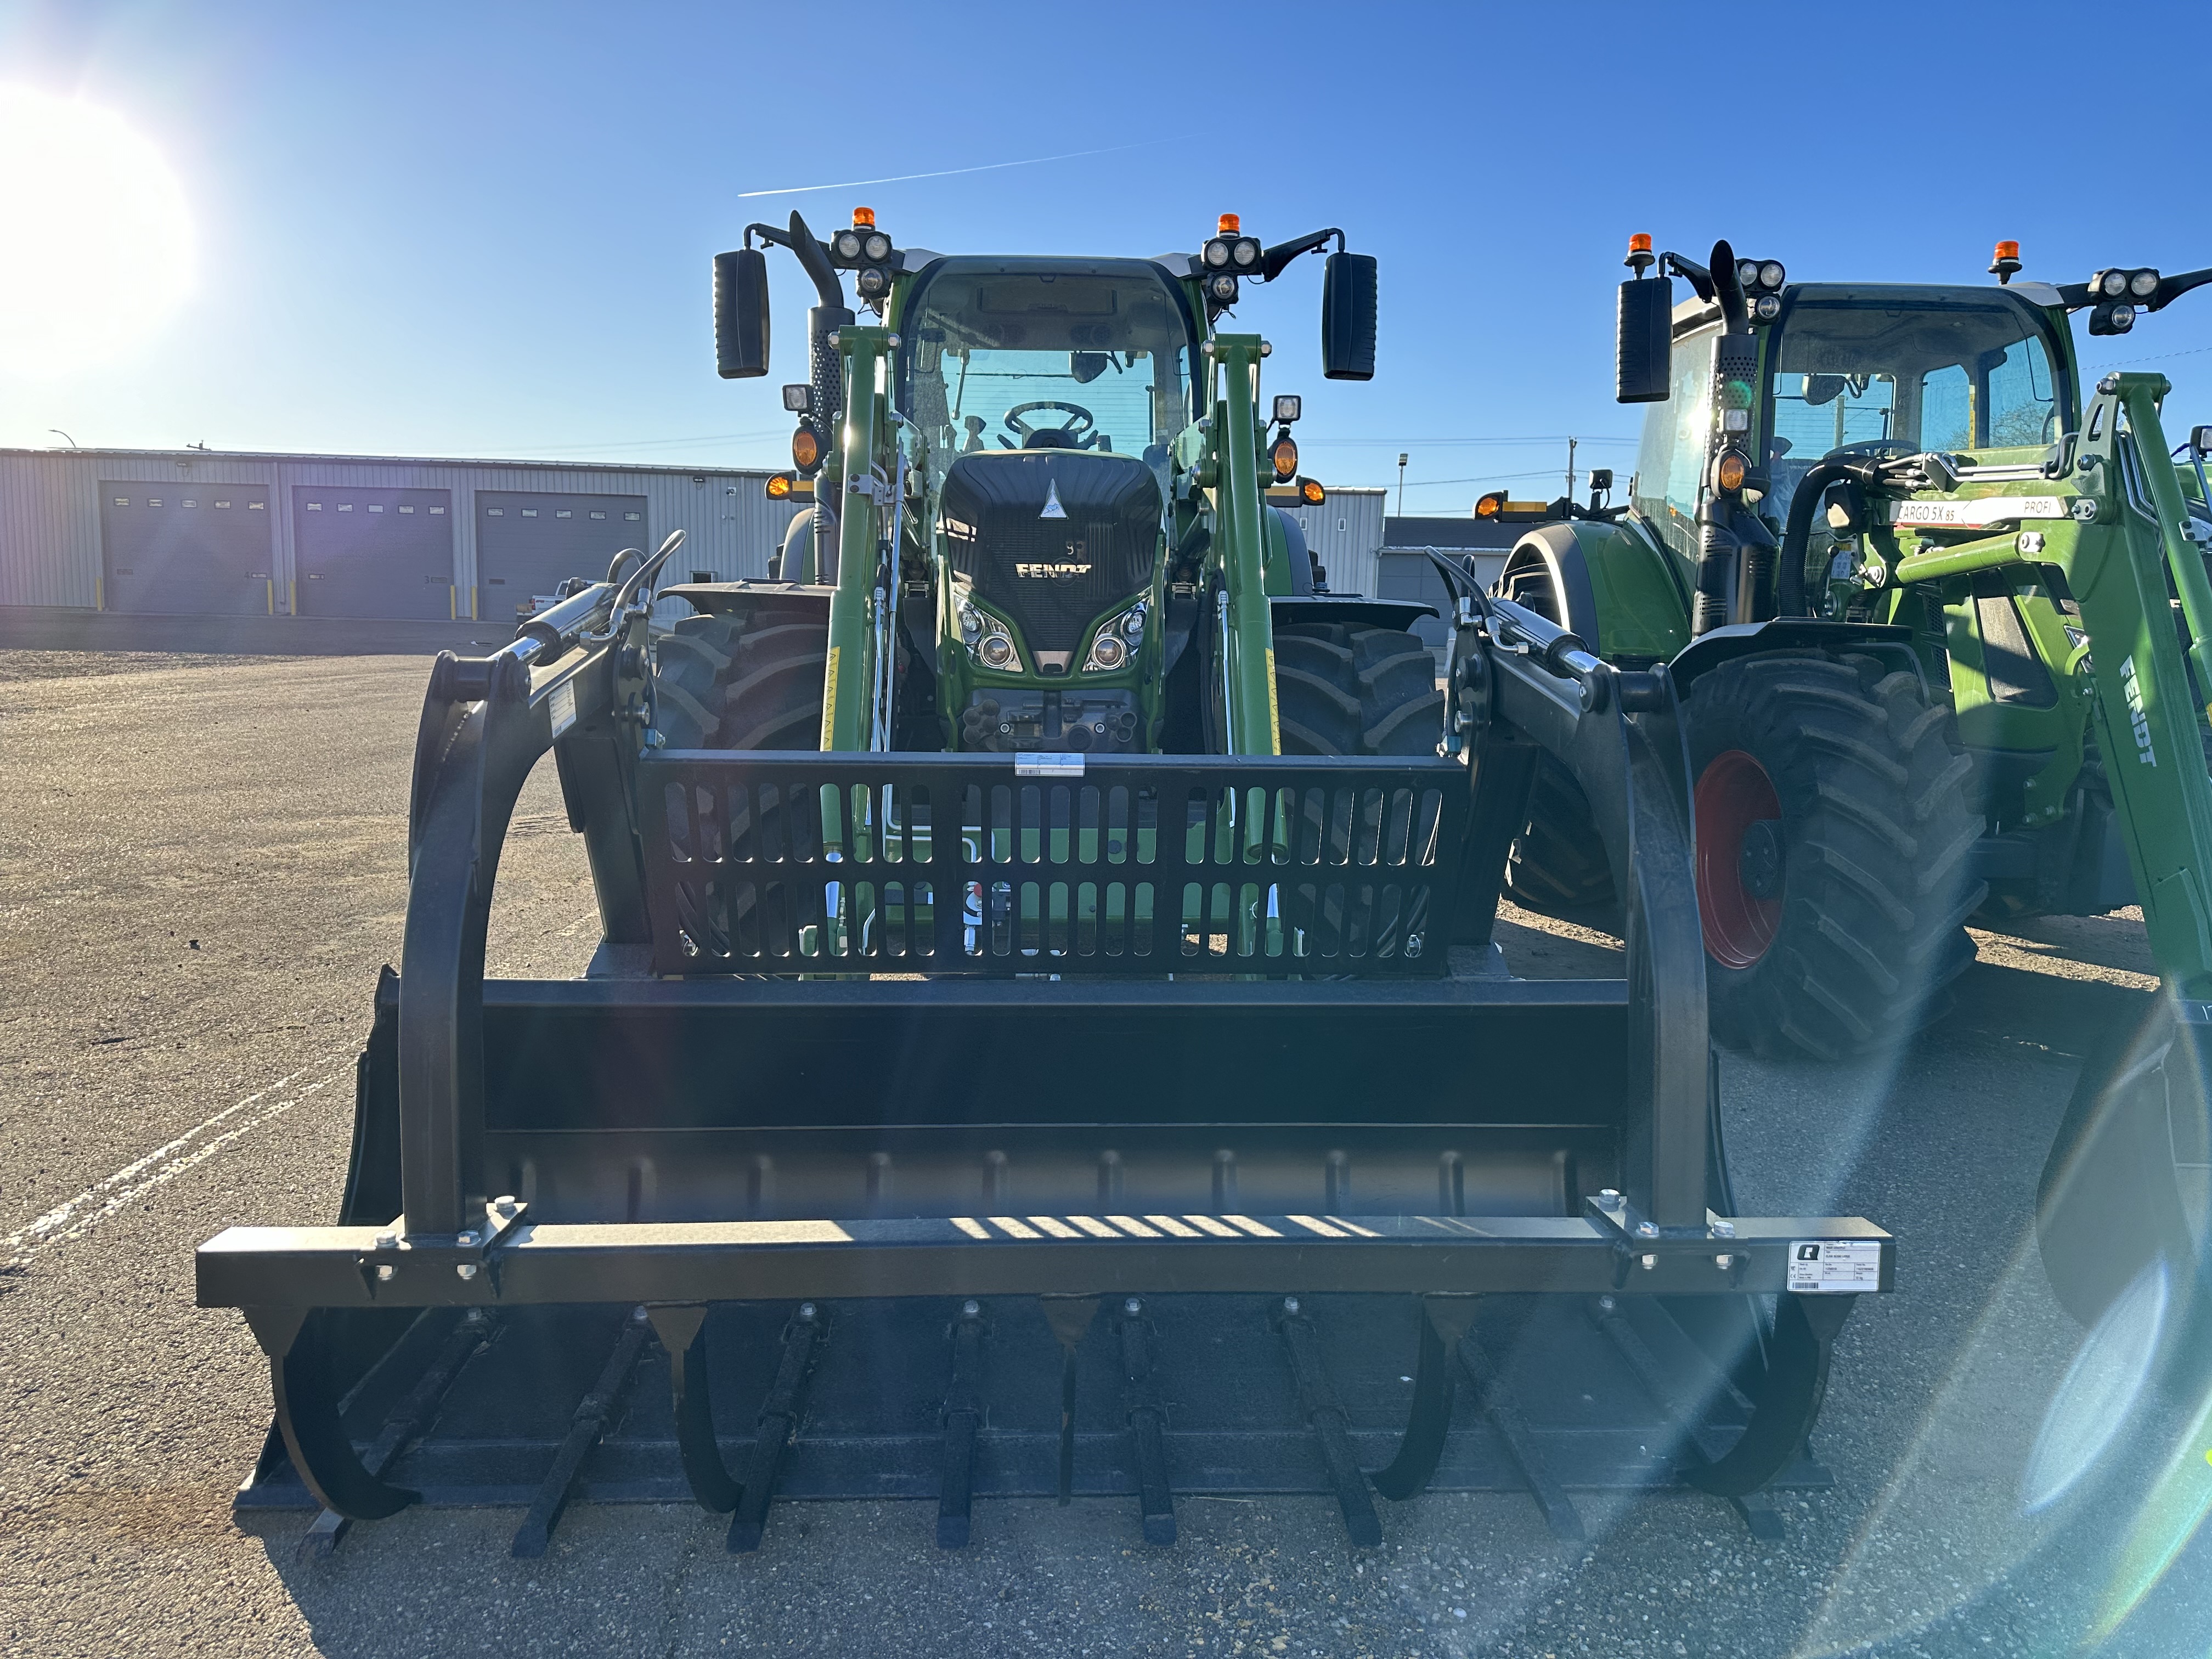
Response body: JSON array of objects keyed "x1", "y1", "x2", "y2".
[
  {"x1": 1824, "y1": 439, "x2": 1917, "y2": 460},
  {"x1": 1002, "y1": 400, "x2": 1097, "y2": 449}
]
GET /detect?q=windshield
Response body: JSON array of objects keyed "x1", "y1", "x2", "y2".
[
  {"x1": 1765, "y1": 288, "x2": 2069, "y2": 523},
  {"x1": 899, "y1": 259, "x2": 1195, "y2": 469}
]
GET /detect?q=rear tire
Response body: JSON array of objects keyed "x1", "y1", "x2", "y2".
[
  {"x1": 652, "y1": 604, "x2": 828, "y2": 751},
  {"x1": 1273, "y1": 622, "x2": 1443, "y2": 755},
  {"x1": 1689, "y1": 649, "x2": 1985, "y2": 1060},
  {"x1": 1503, "y1": 756, "x2": 1620, "y2": 923}
]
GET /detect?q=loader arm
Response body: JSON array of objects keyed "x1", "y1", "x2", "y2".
[
  {"x1": 1208, "y1": 334, "x2": 1282, "y2": 754},
  {"x1": 1886, "y1": 374, "x2": 2212, "y2": 995},
  {"x1": 822, "y1": 323, "x2": 900, "y2": 751}
]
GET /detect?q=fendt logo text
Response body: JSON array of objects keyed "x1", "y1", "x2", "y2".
[
  {"x1": 2123, "y1": 654, "x2": 2158, "y2": 766},
  {"x1": 1015, "y1": 562, "x2": 1092, "y2": 579}
]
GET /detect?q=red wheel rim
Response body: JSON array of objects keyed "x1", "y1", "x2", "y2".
[{"x1": 1695, "y1": 749, "x2": 1784, "y2": 969}]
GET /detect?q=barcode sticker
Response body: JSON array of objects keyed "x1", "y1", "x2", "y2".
[
  {"x1": 550, "y1": 680, "x2": 577, "y2": 738},
  {"x1": 1787, "y1": 1240, "x2": 1881, "y2": 1294},
  {"x1": 1015, "y1": 752, "x2": 1084, "y2": 777}
]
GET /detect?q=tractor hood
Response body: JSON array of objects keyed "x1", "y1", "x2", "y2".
[{"x1": 939, "y1": 450, "x2": 1160, "y2": 657}]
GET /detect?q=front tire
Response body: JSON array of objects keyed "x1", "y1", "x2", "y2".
[
  {"x1": 652, "y1": 602, "x2": 828, "y2": 751},
  {"x1": 1273, "y1": 622, "x2": 1443, "y2": 755},
  {"x1": 1689, "y1": 649, "x2": 1984, "y2": 1059}
]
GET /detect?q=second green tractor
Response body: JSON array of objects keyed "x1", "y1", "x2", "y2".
[{"x1": 1494, "y1": 236, "x2": 2212, "y2": 1063}]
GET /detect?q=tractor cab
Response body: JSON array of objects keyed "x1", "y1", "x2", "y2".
[{"x1": 1627, "y1": 274, "x2": 2079, "y2": 567}]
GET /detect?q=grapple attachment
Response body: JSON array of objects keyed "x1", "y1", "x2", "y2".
[{"x1": 198, "y1": 585, "x2": 1893, "y2": 1555}]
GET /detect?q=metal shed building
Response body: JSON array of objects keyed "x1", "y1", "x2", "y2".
[
  {"x1": 0, "y1": 448, "x2": 800, "y2": 622},
  {"x1": 1279, "y1": 486, "x2": 1385, "y2": 600}
]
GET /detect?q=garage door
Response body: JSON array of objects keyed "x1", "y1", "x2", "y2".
[
  {"x1": 294, "y1": 486, "x2": 455, "y2": 618},
  {"x1": 476, "y1": 492, "x2": 647, "y2": 619},
  {"x1": 100, "y1": 483, "x2": 273, "y2": 615}
]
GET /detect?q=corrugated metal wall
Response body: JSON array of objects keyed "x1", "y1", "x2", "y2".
[
  {"x1": 1283, "y1": 487, "x2": 1386, "y2": 598},
  {"x1": 0, "y1": 449, "x2": 799, "y2": 612}
]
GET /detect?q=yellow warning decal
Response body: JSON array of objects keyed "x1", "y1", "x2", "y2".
[
  {"x1": 820, "y1": 645, "x2": 841, "y2": 749},
  {"x1": 1265, "y1": 647, "x2": 1282, "y2": 753}
]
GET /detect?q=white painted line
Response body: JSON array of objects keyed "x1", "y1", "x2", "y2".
[{"x1": 3, "y1": 1056, "x2": 348, "y2": 1267}]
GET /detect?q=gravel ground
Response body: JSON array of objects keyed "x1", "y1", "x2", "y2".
[{"x1": 2, "y1": 648, "x2": 2209, "y2": 1657}]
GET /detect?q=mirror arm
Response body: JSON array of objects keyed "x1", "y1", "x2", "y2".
[
  {"x1": 1260, "y1": 228, "x2": 1344, "y2": 284},
  {"x1": 746, "y1": 217, "x2": 846, "y2": 309},
  {"x1": 1662, "y1": 252, "x2": 1716, "y2": 302},
  {"x1": 2152, "y1": 268, "x2": 2212, "y2": 312}
]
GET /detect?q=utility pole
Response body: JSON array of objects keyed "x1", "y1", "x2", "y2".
[
  {"x1": 1397, "y1": 452, "x2": 1408, "y2": 517},
  {"x1": 1565, "y1": 436, "x2": 1577, "y2": 506}
]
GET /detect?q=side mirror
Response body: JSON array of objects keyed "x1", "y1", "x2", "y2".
[
  {"x1": 714, "y1": 248, "x2": 770, "y2": 379},
  {"x1": 1321, "y1": 251, "x2": 1377, "y2": 381},
  {"x1": 1616, "y1": 275, "x2": 1672, "y2": 403},
  {"x1": 2192, "y1": 424, "x2": 2212, "y2": 460}
]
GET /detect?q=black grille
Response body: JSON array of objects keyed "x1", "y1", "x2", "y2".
[
  {"x1": 939, "y1": 452, "x2": 1158, "y2": 655},
  {"x1": 640, "y1": 753, "x2": 1469, "y2": 977}
]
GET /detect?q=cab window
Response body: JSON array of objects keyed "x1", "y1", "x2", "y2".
[{"x1": 1632, "y1": 327, "x2": 1716, "y2": 556}]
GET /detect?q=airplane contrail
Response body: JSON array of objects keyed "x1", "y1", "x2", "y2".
[{"x1": 737, "y1": 137, "x2": 1183, "y2": 199}]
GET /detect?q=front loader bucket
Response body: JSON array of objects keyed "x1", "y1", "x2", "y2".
[{"x1": 199, "y1": 592, "x2": 1893, "y2": 1555}]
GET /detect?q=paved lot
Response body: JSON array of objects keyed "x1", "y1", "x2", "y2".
[{"x1": 2, "y1": 648, "x2": 2208, "y2": 1657}]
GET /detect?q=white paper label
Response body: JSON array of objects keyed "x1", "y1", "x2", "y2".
[
  {"x1": 1888, "y1": 495, "x2": 2066, "y2": 528},
  {"x1": 1787, "y1": 1239, "x2": 1882, "y2": 1294},
  {"x1": 550, "y1": 679, "x2": 577, "y2": 738},
  {"x1": 1015, "y1": 752, "x2": 1084, "y2": 777}
]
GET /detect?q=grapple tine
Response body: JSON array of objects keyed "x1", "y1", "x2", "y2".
[
  {"x1": 1453, "y1": 1327, "x2": 1583, "y2": 1543},
  {"x1": 1368, "y1": 1296, "x2": 1475, "y2": 1503},
  {"x1": 301, "y1": 1309, "x2": 495, "y2": 1561},
  {"x1": 511, "y1": 1308, "x2": 651, "y2": 1559},
  {"x1": 1039, "y1": 1295, "x2": 1099, "y2": 1507},
  {"x1": 1115, "y1": 1300, "x2": 1175, "y2": 1546},
  {"x1": 1275, "y1": 1298, "x2": 1383, "y2": 1549},
  {"x1": 935, "y1": 1301, "x2": 986, "y2": 1549},
  {"x1": 1681, "y1": 1294, "x2": 1856, "y2": 1499},
  {"x1": 645, "y1": 1305, "x2": 740, "y2": 1514},
  {"x1": 727, "y1": 1302, "x2": 825, "y2": 1553},
  {"x1": 248, "y1": 1307, "x2": 419, "y2": 1523}
]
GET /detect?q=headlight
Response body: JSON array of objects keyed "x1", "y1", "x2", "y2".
[
  {"x1": 1208, "y1": 273, "x2": 1238, "y2": 303},
  {"x1": 2109, "y1": 301, "x2": 2137, "y2": 330},
  {"x1": 1204, "y1": 239, "x2": 1232, "y2": 268},
  {"x1": 979, "y1": 634, "x2": 1014, "y2": 669},
  {"x1": 1754, "y1": 294, "x2": 1781, "y2": 320},
  {"x1": 2101, "y1": 269, "x2": 2129, "y2": 297},
  {"x1": 834, "y1": 230, "x2": 863, "y2": 261},
  {"x1": 856, "y1": 266, "x2": 890, "y2": 298},
  {"x1": 1086, "y1": 632, "x2": 1127, "y2": 671},
  {"x1": 960, "y1": 605, "x2": 981, "y2": 641},
  {"x1": 1123, "y1": 606, "x2": 1147, "y2": 640},
  {"x1": 1232, "y1": 237, "x2": 1260, "y2": 268},
  {"x1": 862, "y1": 232, "x2": 891, "y2": 263},
  {"x1": 2131, "y1": 268, "x2": 2160, "y2": 297},
  {"x1": 1758, "y1": 261, "x2": 1786, "y2": 290},
  {"x1": 1736, "y1": 259, "x2": 1760, "y2": 290}
]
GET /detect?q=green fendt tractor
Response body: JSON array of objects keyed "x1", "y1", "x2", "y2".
[
  {"x1": 658, "y1": 208, "x2": 1440, "y2": 772},
  {"x1": 1496, "y1": 238, "x2": 2212, "y2": 1061}
]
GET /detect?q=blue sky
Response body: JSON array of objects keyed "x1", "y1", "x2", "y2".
[{"x1": 4, "y1": 0, "x2": 2210, "y2": 512}]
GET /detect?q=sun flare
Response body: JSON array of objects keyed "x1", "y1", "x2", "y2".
[{"x1": 0, "y1": 84, "x2": 194, "y2": 380}]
